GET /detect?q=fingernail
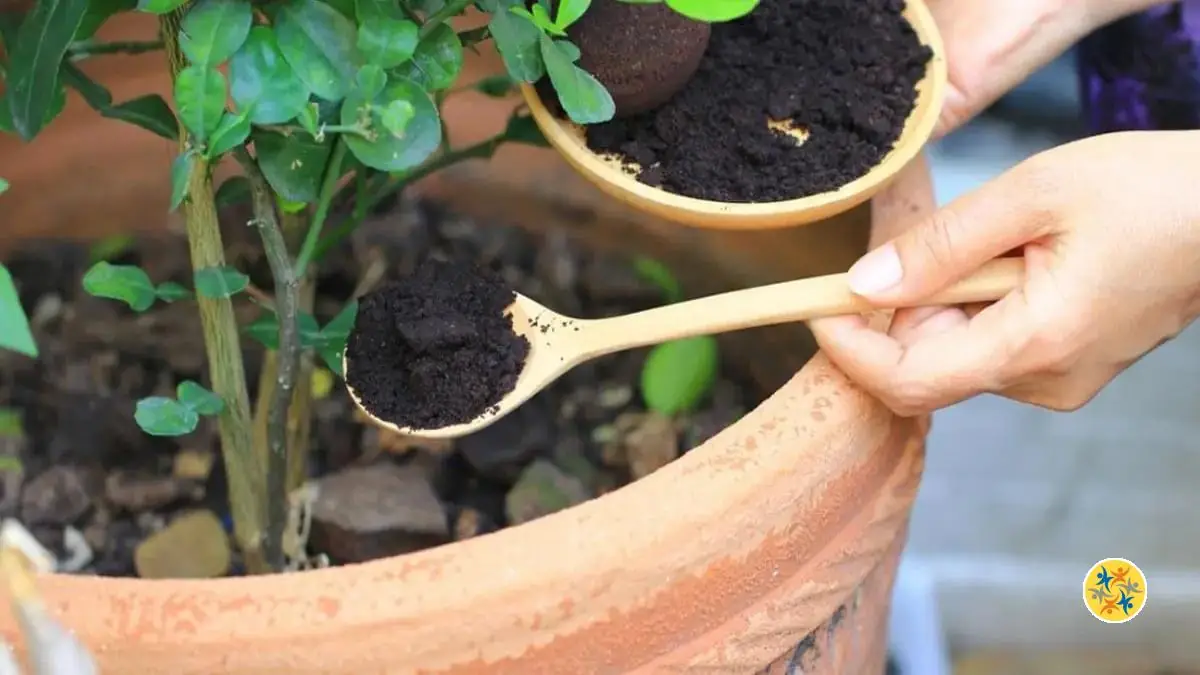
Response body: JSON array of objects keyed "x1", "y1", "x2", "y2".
[{"x1": 847, "y1": 244, "x2": 903, "y2": 295}]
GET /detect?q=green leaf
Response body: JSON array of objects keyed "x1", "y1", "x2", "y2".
[
  {"x1": 176, "y1": 380, "x2": 225, "y2": 415},
  {"x1": 154, "y1": 281, "x2": 191, "y2": 302},
  {"x1": 354, "y1": 64, "x2": 387, "y2": 99},
  {"x1": 274, "y1": 0, "x2": 359, "y2": 102},
  {"x1": 0, "y1": 264, "x2": 37, "y2": 358},
  {"x1": 540, "y1": 35, "x2": 613, "y2": 124},
  {"x1": 556, "y1": 39, "x2": 581, "y2": 62},
  {"x1": 4, "y1": 0, "x2": 88, "y2": 140},
  {"x1": 169, "y1": 151, "x2": 194, "y2": 211},
  {"x1": 173, "y1": 64, "x2": 227, "y2": 141},
  {"x1": 134, "y1": 397, "x2": 199, "y2": 436},
  {"x1": 107, "y1": 95, "x2": 180, "y2": 140},
  {"x1": 76, "y1": 0, "x2": 136, "y2": 39},
  {"x1": 341, "y1": 76, "x2": 440, "y2": 171},
  {"x1": 252, "y1": 130, "x2": 333, "y2": 202},
  {"x1": 0, "y1": 408, "x2": 23, "y2": 438},
  {"x1": 244, "y1": 310, "x2": 321, "y2": 350},
  {"x1": 88, "y1": 234, "x2": 136, "y2": 262},
  {"x1": 180, "y1": 0, "x2": 253, "y2": 68},
  {"x1": 554, "y1": 0, "x2": 590, "y2": 29},
  {"x1": 137, "y1": 0, "x2": 188, "y2": 13},
  {"x1": 229, "y1": 25, "x2": 312, "y2": 125},
  {"x1": 315, "y1": 300, "x2": 357, "y2": 375},
  {"x1": 504, "y1": 111, "x2": 548, "y2": 147},
  {"x1": 0, "y1": 179, "x2": 8, "y2": 196},
  {"x1": 640, "y1": 336, "x2": 719, "y2": 416},
  {"x1": 81, "y1": 261, "x2": 158, "y2": 311},
  {"x1": 632, "y1": 256, "x2": 683, "y2": 303},
  {"x1": 296, "y1": 102, "x2": 321, "y2": 136},
  {"x1": 488, "y1": 5, "x2": 544, "y2": 82},
  {"x1": 390, "y1": 23, "x2": 462, "y2": 91},
  {"x1": 193, "y1": 265, "x2": 249, "y2": 298},
  {"x1": 663, "y1": 0, "x2": 756, "y2": 22},
  {"x1": 205, "y1": 107, "x2": 253, "y2": 158},
  {"x1": 354, "y1": 0, "x2": 400, "y2": 19},
  {"x1": 356, "y1": 16, "x2": 418, "y2": 68},
  {"x1": 473, "y1": 74, "x2": 517, "y2": 98},
  {"x1": 511, "y1": 5, "x2": 561, "y2": 35},
  {"x1": 321, "y1": 0, "x2": 357, "y2": 19},
  {"x1": 379, "y1": 99, "x2": 415, "y2": 136},
  {"x1": 215, "y1": 175, "x2": 252, "y2": 208},
  {"x1": 61, "y1": 64, "x2": 179, "y2": 140}
]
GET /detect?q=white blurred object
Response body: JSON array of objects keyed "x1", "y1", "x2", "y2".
[
  {"x1": 0, "y1": 520, "x2": 97, "y2": 675},
  {"x1": 888, "y1": 554, "x2": 952, "y2": 675}
]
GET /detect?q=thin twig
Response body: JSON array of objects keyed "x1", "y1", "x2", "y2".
[
  {"x1": 293, "y1": 141, "x2": 348, "y2": 277},
  {"x1": 234, "y1": 148, "x2": 300, "y2": 572}
]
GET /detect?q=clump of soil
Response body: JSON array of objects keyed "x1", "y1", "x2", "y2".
[
  {"x1": 0, "y1": 199, "x2": 761, "y2": 576},
  {"x1": 568, "y1": 0, "x2": 711, "y2": 117},
  {"x1": 345, "y1": 259, "x2": 531, "y2": 430},
  {"x1": 574, "y1": 0, "x2": 933, "y2": 203}
]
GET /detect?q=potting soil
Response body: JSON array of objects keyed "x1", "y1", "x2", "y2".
[
  {"x1": 345, "y1": 258, "x2": 531, "y2": 430},
  {"x1": 582, "y1": 0, "x2": 933, "y2": 202}
]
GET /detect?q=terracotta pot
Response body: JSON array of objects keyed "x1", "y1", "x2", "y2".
[{"x1": 0, "y1": 12, "x2": 930, "y2": 674}]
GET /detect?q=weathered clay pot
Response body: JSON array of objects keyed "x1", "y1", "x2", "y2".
[{"x1": 0, "y1": 11, "x2": 930, "y2": 674}]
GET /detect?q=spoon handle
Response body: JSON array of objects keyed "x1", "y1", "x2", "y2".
[{"x1": 578, "y1": 257, "x2": 1025, "y2": 356}]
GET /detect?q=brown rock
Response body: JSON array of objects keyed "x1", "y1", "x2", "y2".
[
  {"x1": 310, "y1": 462, "x2": 450, "y2": 564},
  {"x1": 105, "y1": 470, "x2": 204, "y2": 512},
  {"x1": 20, "y1": 465, "x2": 101, "y2": 526},
  {"x1": 625, "y1": 412, "x2": 679, "y2": 480},
  {"x1": 134, "y1": 510, "x2": 231, "y2": 579},
  {"x1": 505, "y1": 459, "x2": 590, "y2": 526}
]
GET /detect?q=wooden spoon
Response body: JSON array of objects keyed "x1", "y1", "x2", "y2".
[{"x1": 347, "y1": 257, "x2": 1024, "y2": 439}]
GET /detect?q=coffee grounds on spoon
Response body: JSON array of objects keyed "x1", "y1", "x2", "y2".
[
  {"x1": 344, "y1": 259, "x2": 531, "y2": 430},
  {"x1": 582, "y1": 0, "x2": 933, "y2": 203}
]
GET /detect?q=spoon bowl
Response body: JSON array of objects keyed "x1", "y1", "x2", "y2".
[
  {"x1": 348, "y1": 257, "x2": 1026, "y2": 440},
  {"x1": 518, "y1": 0, "x2": 947, "y2": 230}
]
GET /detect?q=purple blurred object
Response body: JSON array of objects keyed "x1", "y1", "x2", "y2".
[{"x1": 1077, "y1": 1, "x2": 1200, "y2": 133}]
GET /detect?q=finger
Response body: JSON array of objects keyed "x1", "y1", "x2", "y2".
[
  {"x1": 843, "y1": 159, "x2": 1062, "y2": 304},
  {"x1": 888, "y1": 305, "x2": 970, "y2": 346},
  {"x1": 926, "y1": 0, "x2": 1115, "y2": 138},
  {"x1": 813, "y1": 287, "x2": 1034, "y2": 415}
]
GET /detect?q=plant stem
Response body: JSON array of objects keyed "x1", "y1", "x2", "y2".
[
  {"x1": 234, "y1": 149, "x2": 299, "y2": 572},
  {"x1": 293, "y1": 140, "x2": 347, "y2": 277},
  {"x1": 420, "y1": 0, "x2": 474, "y2": 37},
  {"x1": 161, "y1": 12, "x2": 267, "y2": 574},
  {"x1": 313, "y1": 132, "x2": 507, "y2": 260},
  {"x1": 68, "y1": 39, "x2": 164, "y2": 58}
]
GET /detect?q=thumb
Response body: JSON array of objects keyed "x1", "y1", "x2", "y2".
[{"x1": 845, "y1": 172, "x2": 1053, "y2": 302}]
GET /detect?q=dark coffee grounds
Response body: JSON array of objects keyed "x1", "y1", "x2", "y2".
[
  {"x1": 344, "y1": 259, "x2": 531, "y2": 430},
  {"x1": 580, "y1": 0, "x2": 933, "y2": 203}
]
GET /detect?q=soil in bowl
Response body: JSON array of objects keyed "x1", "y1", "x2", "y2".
[
  {"x1": 0, "y1": 199, "x2": 762, "y2": 575},
  {"x1": 546, "y1": 0, "x2": 934, "y2": 203}
]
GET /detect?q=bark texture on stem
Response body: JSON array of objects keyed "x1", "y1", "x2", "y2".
[
  {"x1": 162, "y1": 11, "x2": 267, "y2": 574},
  {"x1": 236, "y1": 150, "x2": 300, "y2": 571}
]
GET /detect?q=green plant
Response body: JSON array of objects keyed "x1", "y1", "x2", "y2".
[
  {"x1": 632, "y1": 256, "x2": 719, "y2": 416},
  {"x1": 0, "y1": 0, "x2": 745, "y2": 575}
]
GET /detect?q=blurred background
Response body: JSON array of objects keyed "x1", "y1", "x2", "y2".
[{"x1": 889, "y1": 48, "x2": 1200, "y2": 675}]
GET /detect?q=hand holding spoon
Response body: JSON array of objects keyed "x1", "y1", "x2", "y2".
[{"x1": 347, "y1": 257, "x2": 1024, "y2": 439}]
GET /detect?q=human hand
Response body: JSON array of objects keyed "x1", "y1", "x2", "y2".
[
  {"x1": 928, "y1": 0, "x2": 1172, "y2": 136},
  {"x1": 809, "y1": 130, "x2": 1200, "y2": 415}
]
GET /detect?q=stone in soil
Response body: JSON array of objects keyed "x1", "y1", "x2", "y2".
[
  {"x1": 567, "y1": 0, "x2": 711, "y2": 117},
  {"x1": 579, "y1": 0, "x2": 934, "y2": 202},
  {"x1": 134, "y1": 509, "x2": 231, "y2": 579},
  {"x1": 505, "y1": 459, "x2": 591, "y2": 525},
  {"x1": 309, "y1": 461, "x2": 450, "y2": 563},
  {"x1": 344, "y1": 258, "x2": 532, "y2": 430}
]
